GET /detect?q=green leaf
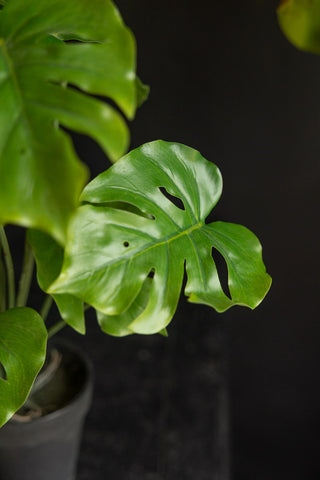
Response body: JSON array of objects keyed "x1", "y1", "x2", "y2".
[
  {"x1": 135, "y1": 77, "x2": 150, "y2": 108},
  {"x1": 53, "y1": 293, "x2": 84, "y2": 333},
  {"x1": 0, "y1": 0, "x2": 137, "y2": 244},
  {"x1": 97, "y1": 277, "x2": 152, "y2": 336},
  {"x1": 28, "y1": 229, "x2": 85, "y2": 334},
  {"x1": 0, "y1": 307, "x2": 47, "y2": 427},
  {"x1": 0, "y1": 244, "x2": 5, "y2": 312},
  {"x1": 49, "y1": 140, "x2": 271, "y2": 335},
  {"x1": 277, "y1": 0, "x2": 320, "y2": 53}
]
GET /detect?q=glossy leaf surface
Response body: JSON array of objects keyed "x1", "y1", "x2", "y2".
[
  {"x1": 97, "y1": 277, "x2": 152, "y2": 336},
  {"x1": 0, "y1": 0, "x2": 137, "y2": 244},
  {"x1": 0, "y1": 307, "x2": 47, "y2": 426},
  {"x1": 28, "y1": 229, "x2": 85, "y2": 334},
  {"x1": 278, "y1": 0, "x2": 320, "y2": 53},
  {"x1": 50, "y1": 141, "x2": 271, "y2": 335}
]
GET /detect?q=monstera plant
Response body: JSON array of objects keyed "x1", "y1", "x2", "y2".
[{"x1": 0, "y1": 0, "x2": 271, "y2": 429}]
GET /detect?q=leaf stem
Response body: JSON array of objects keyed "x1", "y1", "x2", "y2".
[
  {"x1": 47, "y1": 319, "x2": 67, "y2": 339},
  {"x1": 16, "y1": 239, "x2": 34, "y2": 307},
  {"x1": 40, "y1": 295, "x2": 53, "y2": 322},
  {"x1": 0, "y1": 226, "x2": 15, "y2": 309}
]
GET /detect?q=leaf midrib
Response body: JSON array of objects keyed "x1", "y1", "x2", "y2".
[{"x1": 63, "y1": 220, "x2": 204, "y2": 285}]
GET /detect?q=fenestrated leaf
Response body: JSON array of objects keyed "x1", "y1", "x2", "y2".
[
  {"x1": 97, "y1": 277, "x2": 152, "y2": 337},
  {"x1": 277, "y1": 0, "x2": 320, "y2": 53},
  {"x1": 27, "y1": 229, "x2": 85, "y2": 334},
  {"x1": 0, "y1": 0, "x2": 137, "y2": 244},
  {"x1": 0, "y1": 307, "x2": 47, "y2": 427},
  {"x1": 49, "y1": 140, "x2": 271, "y2": 335}
]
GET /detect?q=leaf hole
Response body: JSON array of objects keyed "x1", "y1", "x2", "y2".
[
  {"x1": 62, "y1": 38, "x2": 101, "y2": 45},
  {"x1": 0, "y1": 361, "x2": 7, "y2": 381},
  {"x1": 211, "y1": 247, "x2": 231, "y2": 299},
  {"x1": 148, "y1": 268, "x2": 155, "y2": 279},
  {"x1": 64, "y1": 39, "x2": 86, "y2": 44},
  {"x1": 159, "y1": 187, "x2": 185, "y2": 211},
  {"x1": 52, "y1": 32, "x2": 101, "y2": 45},
  {"x1": 82, "y1": 200, "x2": 155, "y2": 220},
  {"x1": 107, "y1": 202, "x2": 155, "y2": 220},
  {"x1": 123, "y1": 241, "x2": 130, "y2": 248}
]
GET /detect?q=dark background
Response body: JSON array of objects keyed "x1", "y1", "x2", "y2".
[{"x1": 66, "y1": 1, "x2": 320, "y2": 479}]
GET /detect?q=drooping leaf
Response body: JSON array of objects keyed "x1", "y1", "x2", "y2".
[
  {"x1": 0, "y1": 0, "x2": 137, "y2": 244},
  {"x1": 277, "y1": 0, "x2": 320, "y2": 53},
  {"x1": 28, "y1": 229, "x2": 85, "y2": 333},
  {"x1": 49, "y1": 141, "x2": 271, "y2": 335},
  {"x1": 0, "y1": 307, "x2": 47, "y2": 427}
]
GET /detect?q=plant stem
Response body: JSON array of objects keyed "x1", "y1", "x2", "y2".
[
  {"x1": 47, "y1": 319, "x2": 67, "y2": 338},
  {"x1": 16, "y1": 239, "x2": 34, "y2": 307},
  {"x1": 40, "y1": 295, "x2": 53, "y2": 321},
  {"x1": 0, "y1": 226, "x2": 15, "y2": 309}
]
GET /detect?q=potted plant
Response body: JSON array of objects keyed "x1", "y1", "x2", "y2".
[{"x1": 0, "y1": 0, "x2": 272, "y2": 478}]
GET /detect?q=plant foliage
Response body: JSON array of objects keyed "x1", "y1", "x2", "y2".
[
  {"x1": 0, "y1": 308, "x2": 47, "y2": 426},
  {"x1": 0, "y1": 0, "x2": 271, "y2": 427},
  {"x1": 49, "y1": 141, "x2": 271, "y2": 335},
  {"x1": 278, "y1": 0, "x2": 320, "y2": 53},
  {"x1": 0, "y1": 0, "x2": 137, "y2": 244}
]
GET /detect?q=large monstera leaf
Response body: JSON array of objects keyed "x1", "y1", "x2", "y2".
[
  {"x1": 49, "y1": 141, "x2": 271, "y2": 336},
  {"x1": 278, "y1": 0, "x2": 320, "y2": 53},
  {"x1": 0, "y1": 0, "x2": 137, "y2": 244},
  {"x1": 0, "y1": 307, "x2": 47, "y2": 427}
]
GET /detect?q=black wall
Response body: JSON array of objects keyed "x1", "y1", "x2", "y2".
[{"x1": 104, "y1": 1, "x2": 320, "y2": 478}]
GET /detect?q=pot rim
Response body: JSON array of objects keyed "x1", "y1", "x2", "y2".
[{"x1": 7, "y1": 338, "x2": 94, "y2": 429}]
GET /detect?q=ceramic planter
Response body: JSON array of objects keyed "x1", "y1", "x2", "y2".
[{"x1": 0, "y1": 340, "x2": 93, "y2": 480}]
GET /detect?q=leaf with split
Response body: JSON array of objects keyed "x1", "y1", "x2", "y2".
[
  {"x1": 277, "y1": 0, "x2": 320, "y2": 53},
  {"x1": 28, "y1": 229, "x2": 85, "y2": 334},
  {"x1": 97, "y1": 277, "x2": 152, "y2": 336},
  {"x1": 0, "y1": 307, "x2": 47, "y2": 427},
  {"x1": 49, "y1": 140, "x2": 271, "y2": 335},
  {"x1": 0, "y1": 0, "x2": 137, "y2": 244},
  {"x1": 97, "y1": 277, "x2": 169, "y2": 337}
]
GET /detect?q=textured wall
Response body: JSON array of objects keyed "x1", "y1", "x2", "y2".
[{"x1": 102, "y1": 1, "x2": 320, "y2": 478}]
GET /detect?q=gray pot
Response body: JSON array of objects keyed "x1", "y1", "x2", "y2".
[{"x1": 0, "y1": 340, "x2": 93, "y2": 480}]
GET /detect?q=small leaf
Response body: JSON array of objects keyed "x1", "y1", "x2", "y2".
[
  {"x1": 49, "y1": 141, "x2": 271, "y2": 335},
  {"x1": 277, "y1": 0, "x2": 320, "y2": 53},
  {"x1": 0, "y1": 307, "x2": 47, "y2": 427},
  {"x1": 53, "y1": 293, "x2": 85, "y2": 334},
  {"x1": 135, "y1": 77, "x2": 150, "y2": 108},
  {"x1": 28, "y1": 229, "x2": 85, "y2": 334}
]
